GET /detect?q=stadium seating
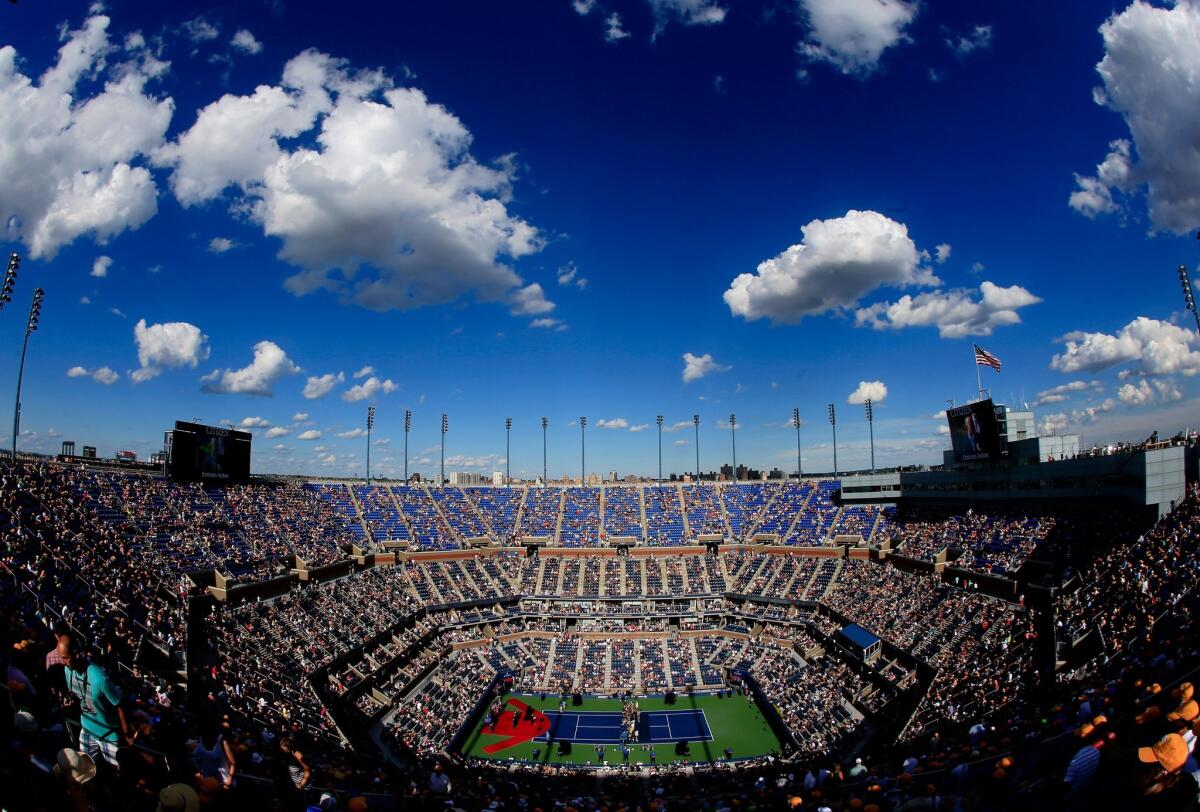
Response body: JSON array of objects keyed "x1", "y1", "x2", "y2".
[{"x1": 9, "y1": 456, "x2": 1200, "y2": 812}]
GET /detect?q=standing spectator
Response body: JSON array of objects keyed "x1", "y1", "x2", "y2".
[
  {"x1": 430, "y1": 763, "x2": 450, "y2": 794},
  {"x1": 62, "y1": 639, "x2": 130, "y2": 768},
  {"x1": 276, "y1": 737, "x2": 313, "y2": 805},
  {"x1": 191, "y1": 720, "x2": 237, "y2": 789}
]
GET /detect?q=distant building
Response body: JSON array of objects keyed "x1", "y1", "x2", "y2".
[
  {"x1": 450, "y1": 471, "x2": 485, "y2": 486},
  {"x1": 768, "y1": 468, "x2": 785, "y2": 480},
  {"x1": 492, "y1": 471, "x2": 505, "y2": 486}
]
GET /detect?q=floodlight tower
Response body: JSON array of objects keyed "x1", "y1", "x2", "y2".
[
  {"x1": 505, "y1": 417, "x2": 512, "y2": 486},
  {"x1": 12, "y1": 287, "x2": 44, "y2": 460},
  {"x1": 1181, "y1": 263, "x2": 1200, "y2": 338},
  {"x1": 541, "y1": 417, "x2": 548, "y2": 483},
  {"x1": 439, "y1": 413, "x2": 448, "y2": 487},
  {"x1": 579, "y1": 416, "x2": 587, "y2": 484},
  {"x1": 729, "y1": 413, "x2": 737, "y2": 482},
  {"x1": 865, "y1": 399, "x2": 875, "y2": 473},
  {"x1": 1, "y1": 253, "x2": 18, "y2": 312},
  {"x1": 792, "y1": 407, "x2": 802, "y2": 479},
  {"x1": 828, "y1": 403, "x2": 838, "y2": 478},
  {"x1": 366, "y1": 406, "x2": 375, "y2": 484},
  {"x1": 403, "y1": 409, "x2": 412, "y2": 482},
  {"x1": 656, "y1": 415, "x2": 664, "y2": 482},
  {"x1": 693, "y1": 414, "x2": 700, "y2": 480}
]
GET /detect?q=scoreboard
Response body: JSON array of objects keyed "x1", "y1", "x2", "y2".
[{"x1": 166, "y1": 420, "x2": 252, "y2": 483}]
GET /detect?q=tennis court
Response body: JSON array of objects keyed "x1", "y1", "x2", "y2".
[{"x1": 535, "y1": 708, "x2": 712, "y2": 744}]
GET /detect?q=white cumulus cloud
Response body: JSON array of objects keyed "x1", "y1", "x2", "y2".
[
  {"x1": 596, "y1": 418, "x2": 628, "y2": 429},
  {"x1": 948, "y1": 24, "x2": 993, "y2": 57},
  {"x1": 725, "y1": 210, "x2": 937, "y2": 325},
  {"x1": 1033, "y1": 380, "x2": 1103, "y2": 407},
  {"x1": 509, "y1": 282, "x2": 556, "y2": 316},
  {"x1": 303, "y1": 371, "x2": 345, "y2": 399},
  {"x1": 297, "y1": 429, "x2": 322, "y2": 441},
  {"x1": 605, "y1": 14, "x2": 631, "y2": 42},
  {"x1": 156, "y1": 49, "x2": 542, "y2": 314},
  {"x1": 208, "y1": 237, "x2": 234, "y2": 253},
  {"x1": 132, "y1": 318, "x2": 210, "y2": 382},
  {"x1": 1118, "y1": 377, "x2": 1182, "y2": 405},
  {"x1": 266, "y1": 426, "x2": 291, "y2": 438},
  {"x1": 797, "y1": 0, "x2": 919, "y2": 76},
  {"x1": 352, "y1": 365, "x2": 375, "y2": 379},
  {"x1": 934, "y1": 243, "x2": 951, "y2": 264},
  {"x1": 0, "y1": 14, "x2": 172, "y2": 258},
  {"x1": 337, "y1": 427, "x2": 367, "y2": 439},
  {"x1": 1068, "y1": 1, "x2": 1200, "y2": 232},
  {"x1": 682, "y1": 352, "x2": 730, "y2": 383},
  {"x1": 91, "y1": 256, "x2": 112, "y2": 277},
  {"x1": 342, "y1": 376, "x2": 397, "y2": 402},
  {"x1": 854, "y1": 281, "x2": 1041, "y2": 338},
  {"x1": 240, "y1": 416, "x2": 270, "y2": 427},
  {"x1": 847, "y1": 380, "x2": 887, "y2": 404},
  {"x1": 66, "y1": 365, "x2": 119, "y2": 384},
  {"x1": 201, "y1": 340, "x2": 301, "y2": 396},
  {"x1": 648, "y1": 0, "x2": 727, "y2": 36},
  {"x1": 1050, "y1": 316, "x2": 1200, "y2": 377},
  {"x1": 231, "y1": 29, "x2": 263, "y2": 55}
]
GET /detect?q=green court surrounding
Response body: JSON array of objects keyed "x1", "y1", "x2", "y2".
[{"x1": 460, "y1": 691, "x2": 784, "y2": 767}]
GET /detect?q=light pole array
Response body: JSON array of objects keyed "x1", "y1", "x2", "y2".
[
  {"x1": 792, "y1": 407, "x2": 802, "y2": 479},
  {"x1": 865, "y1": 398, "x2": 875, "y2": 473},
  {"x1": 505, "y1": 417, "x2": 512, "y2": 486},
  {"x1": 656, "y1": 415, "x2": 663, "y2": 482},
  {"x1": 541, "y1": 417, "x2": 548, "y2": 483},
  {"x1": 366, "y1": 405, "x2": 375, "y2": 484},
  {"x1": 828, "y1": 403, "x2": 838, "y2": 478},
  {"x1": 579, "y1": 416, "x2": 587, "y2": 484},
  {"x1": 404, "y1": 409, "x2": 411, "y2": 482},
  {"x1": 439, "y1": 413, "x2": 447, "y2": 486},
  {"x1": 1180, "y1": 263, "x2": 1200, "y2": 338},
  {"x1": 1, "y1": 253, "x2": 18, "y2": 312},
  {"x1": 693, "y1": 414, "x2": 700, "y2": 481},
  {"x1": 729, "y1": 413, "x2": 737, "y2": 482},
  {"x1": 12, "y1": 287, "x2": 44, "y2": 460}
]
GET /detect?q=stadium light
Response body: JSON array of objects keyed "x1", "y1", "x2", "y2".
[
  {"x1": 12, "y1": 287, "x2": 44, "y2": 460},
  {"x1": 656, "y1": 415, "x2": 663, "y2": 483},
  {"x1": 579, "y1": 416, "x2": 586, "y2": 485},
  {"x1": 505, "y1": 417, "x2": 512, "y2": 486},
  {"x1": 792, "y1": 407, "x2": 802, "y2": 479},
  {"x1": 729, "y1": 413, "x2": 737, "y2": 483},
  {"x1": 1, "y1": 253, "x2": 18, "y2": 311},
  {"x1": 440, "y1": 413, "x2": 448, "y2": 487},
  {"x1": 828, "y1": 403, "x2": 838, "y2": 478},
  {"x1": 1180, "y1": 263, "x2": 1200, "y2": 338},
  {"x1": 366, "y1": 406, "x2": 375, "y2": 485},
  {"x1": 404, "y1": 409, "x2": 412, "y2": 483},
  {"x1": 541, "y1": 416, "x2": 548, "y2": 483},
  {"x1": 865, "y1": 399, "x2": 875, "y2": 473},
  {"x1": 693, "y1": 414, "x2": 700, "y2": 481}
]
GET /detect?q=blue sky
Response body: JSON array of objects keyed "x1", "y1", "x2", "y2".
[{"x1": 1, "y1": 0, "x2": 1198, "y2": 479}]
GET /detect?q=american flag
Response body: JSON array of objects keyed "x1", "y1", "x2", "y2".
[{"x1": 973, "y1": 344, "x2": 1002, "y2": 371}]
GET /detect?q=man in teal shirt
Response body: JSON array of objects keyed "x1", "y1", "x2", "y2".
[{"x1": 63, "y1": 640, "x2": 130, "y2": 768}]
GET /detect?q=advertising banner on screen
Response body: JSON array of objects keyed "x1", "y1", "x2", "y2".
[
  {"x1": 168, "y1": 421, "x2": 252, "y2": 483},
  {"x1": 946, "y1": 399, "x2": 1004, "y2": 462}
]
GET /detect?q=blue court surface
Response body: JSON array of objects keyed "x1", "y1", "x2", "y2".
[{"x1": 533, "y1": 709, "x2": 713, "y2": 744}]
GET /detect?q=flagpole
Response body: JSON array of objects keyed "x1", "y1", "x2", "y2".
[{"x1": 974, "y1": 345, "x2": 982, "y2": 401}]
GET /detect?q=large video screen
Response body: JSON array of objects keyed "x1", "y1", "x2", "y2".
[
  {"x1": 168, "y1": 421, "x2": 252, "y2": 483},
  {"x1": 946, "y1": 399, "x2": 1005, "y2": 463}
]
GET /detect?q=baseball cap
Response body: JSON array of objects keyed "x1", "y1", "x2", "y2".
[{"x1": 1138, "y1": 733, "x2": 1189, "y2": 773}]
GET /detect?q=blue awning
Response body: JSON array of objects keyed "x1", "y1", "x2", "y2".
[{"x1": 839, "y1": 624, "x2": 881, "y2": 650}]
